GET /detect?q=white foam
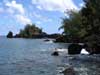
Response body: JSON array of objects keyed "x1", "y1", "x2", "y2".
[
  {"x1": 81, "y1": 48, "x2": 89, "y2": 55},
  {"x1": 45, "y1": 40, "x2": 53, "y2": 43},
  {"x1": 54, "y1": 48, "x2": 68, "y2": 56},
  {"x1": 56, "y1": 48, "x2": 68, "y2": 52}
]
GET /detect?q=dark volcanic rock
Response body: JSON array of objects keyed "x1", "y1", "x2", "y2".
[
  {"x1": 54, "y1": 36, "x2": 66, "y2": 43},
  {"x1": 14, "y1": 34, "x2": 21, "y2": 38},
  {"x1": 68, "y1": 44, "x2": 82, "y2": 54},
  {"x1": 7, "y1": 31, "x2": 13, "y2": 38},
  {"x1": 13, "y1": 33, "x2": 61, "y2": 39},
  {"x1": 51, "y1": 51, "x2": 59, "y2": 56},
  {"x1": 46, "y1": 34, "x2": 61, "y2": 39},
  {"x1": 93, "y1": 46, "x2": 100, "y2": 54},
  {"x1": 44, "y1": 39, "x2": 50, "y2": 41},
  {"x1": 86, "y1": 45, "x2": 100, "y2": 54},
  {"x1": 61, "y1": 67, "x2": 76, "y2": 75}
]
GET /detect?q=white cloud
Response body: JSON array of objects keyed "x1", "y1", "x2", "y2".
[
  {"x1": 4, "y1": 0, "x2": 32, "y2": 25},
  {"x1": 6, "y1": 8, "x2": 15, "y2": 14},
  {"x1": 6, "y1": 0, "x2": 25, "y2": 14},
  {"x1": 32, "y1": 12, "x2": 53, "y2": 22},
  {"x1": 36, "y1": 5, "x2": 42, "y2": 10},
  {"x1": 15, "y1": 14, "x2": 32, "y2": 25},
  {"x1": 32, "y1": 12, "x2": 42, "y2": 18},
  {"x1": 32, "y1": 0, "x2": 79, "y2": 12}
]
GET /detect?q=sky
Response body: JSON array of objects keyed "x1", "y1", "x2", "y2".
[{"x1": 0, "y1": 0, "x2": 84, "y2": 35}]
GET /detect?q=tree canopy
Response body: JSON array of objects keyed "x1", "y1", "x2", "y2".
[
  {"x1": 60, "y1": 0, "x2": 100, "y2": 53},
  {"x1": 60, "y1": 11, "x2": 85, "y2": 42},
  {"x1": 81, "y1": 0, "x2": 100, "y2": 53},
  {"x1": 17, "y1": 24, "x2": 43, "y2": 38}
]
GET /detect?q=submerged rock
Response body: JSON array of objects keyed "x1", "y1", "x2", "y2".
[
  {"x1": 44, "y1": 39, "x2": 50, "y2": 41},
  {"x1": 51, "y1": 51, "x2": 59, "y2": 56},
  {"x1": 61, "y1": 67, "x2": 76, "y2": 75}
]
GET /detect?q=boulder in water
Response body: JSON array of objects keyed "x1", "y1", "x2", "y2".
[
  {"x1": 51, "y1": 51, "x2": 59, "y2": 56},
  {"x1": 44, "y1": 39, "x2": 50, "y2": 41},
  {"x1": 68, "y1": 44, "x2": 82, "y2": 54},
  {"x1": 61, "y1": 67, "x2": 76, "y2": 75}
]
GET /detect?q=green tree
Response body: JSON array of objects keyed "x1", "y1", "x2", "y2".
[
  {"x1": 60, "y1": 11, "x2": 85, "y2": 42},
  {"x1": 81, "y1": 0, "x2": 100, "y2": 53}
]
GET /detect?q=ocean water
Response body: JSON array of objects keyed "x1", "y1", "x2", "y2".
[{"x1": 0, "y1": 37, "x2": 100, "y2": 75}]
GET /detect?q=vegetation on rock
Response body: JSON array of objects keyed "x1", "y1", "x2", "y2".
[
  {"x1": 7, "y1": 24, "x2": 61, "y2": 39},
  {"x1": 7, "y1": 31, "x2": 13, "y2": 38},
  {"x1": 17, "y1": 24, "x2": 44, "y2": 38}
]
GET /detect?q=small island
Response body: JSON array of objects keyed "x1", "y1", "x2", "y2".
[{"x1": 7, "y1": 24, "x2": 61, "y2": 39}]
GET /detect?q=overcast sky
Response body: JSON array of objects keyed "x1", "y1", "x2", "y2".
[{"x1": 0, "y1": 0, "x2": 83, "y2": 35}]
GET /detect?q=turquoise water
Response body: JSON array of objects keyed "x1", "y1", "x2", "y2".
[{"x1": 0, "y1": 37, "x2": 100, "y2": 75}]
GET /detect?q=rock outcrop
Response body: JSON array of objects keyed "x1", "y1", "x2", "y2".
[
  {"x1": 7, "y1": 31, "x2": 13, "y2": 38},
  {"x1": 68, "y1": 44, "x2": 82, "y2": 54}
]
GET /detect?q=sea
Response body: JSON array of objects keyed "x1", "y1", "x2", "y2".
[{"x1": 0, "y1": 36, "x2": 100, "y2": 75}]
